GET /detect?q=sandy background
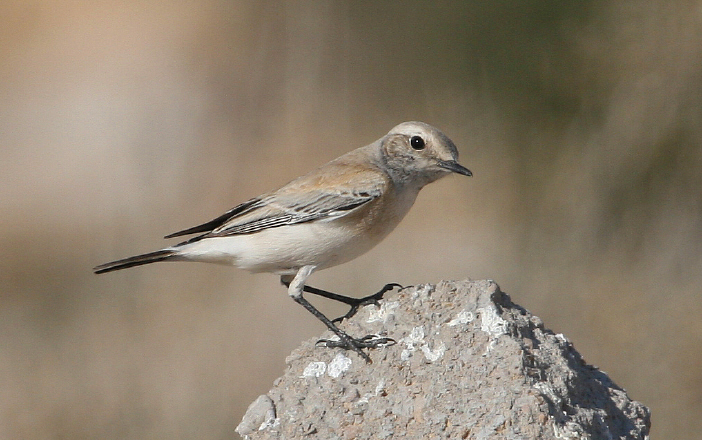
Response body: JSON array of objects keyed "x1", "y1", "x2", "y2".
[{"x1": 2, "y1": 1, "x2": 701, "y2": 438}]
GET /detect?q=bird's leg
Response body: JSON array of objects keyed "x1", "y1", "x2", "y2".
[
  {"x1": 283, "y1": 267, "x2": 394, "y2": 364},
  {"x1": 281, "y1": 279, "x2": 402, "y2": 323},
  {"x1": 312, "y1": 283, "x2": 402, "y2": 322}
]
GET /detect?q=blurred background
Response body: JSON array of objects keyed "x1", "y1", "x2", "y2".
[{"x1": 1, "y1": 1, "x2": 700, "y2": 438}]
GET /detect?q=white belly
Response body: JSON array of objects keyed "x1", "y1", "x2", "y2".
[{"x1": 176, "y1": 220, "x2": 385, "y2": 275}]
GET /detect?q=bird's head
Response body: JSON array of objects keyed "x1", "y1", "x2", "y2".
[{"x1": 381, "y1": 121, "x2": 471, "y2": 187}]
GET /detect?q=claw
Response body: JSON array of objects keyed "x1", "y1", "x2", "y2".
[
  {"x1": 332, "y1": 283, "x2": 403, "y2": 323},
  {"x1": 316, "y1": 333, "x2": 395, "y2": 363}
]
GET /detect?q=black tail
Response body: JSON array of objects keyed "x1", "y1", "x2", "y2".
[{"x1": 93, "y1": 249, "x2": 176, "y2": 274}]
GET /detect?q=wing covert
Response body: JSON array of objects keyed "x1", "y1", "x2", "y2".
[{"x1": 207, "y1": 188, "x2": 380, "y2": 237}]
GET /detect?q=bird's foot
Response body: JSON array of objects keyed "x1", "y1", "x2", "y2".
[
  {"x1": 332, "y1": 283, "x2": 403, "y2": 323},
  {"x1": 317, "y1": 334, "x2": 396, "y2": 363}
]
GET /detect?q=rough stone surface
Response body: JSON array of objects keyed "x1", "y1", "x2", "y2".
[{"x1": 236, "y1": 280, "x2": 651, "y2": 439}]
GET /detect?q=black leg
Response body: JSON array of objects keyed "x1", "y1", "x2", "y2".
[
  {"x1": 328, "y1": 283, "x2": 402, "y2": 323},
  {"x1": 292, "y1": 294, "x2": 394, "y2": 364},
  {"x1": 281, "y1": 280, "x2": 402, "y2": 322}
]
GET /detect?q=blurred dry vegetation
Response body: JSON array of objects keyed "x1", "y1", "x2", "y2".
[{"x1": 1, "y1": 1, "x2": 700, "y2": 439}]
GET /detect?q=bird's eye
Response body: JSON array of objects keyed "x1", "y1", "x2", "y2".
[{"x1": 410, "y1": 136, "x2": 425, "y2": 150}]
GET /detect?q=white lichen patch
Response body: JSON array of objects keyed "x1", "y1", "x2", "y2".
[
  {"x1": 401, "y1": 326, "x2": 426, "y2": 349},
  {"x1": 448, "y1": 310, "x2": 475, "y2": 326},
  {"x1": 421, "y1": 340, "x2": 446, "y2": 362},
  {"x1": 301, "y1": 362, "x2": 326, "y2": 378},
  {"x1": 411, "y1": 284, "x2": 433, "y2": 299},
  {"x1": 258, "y1": 416, "x2": 279, "y2": 431},
  {"x1": 327, "y1": 353, "x2": 352, "y2": 378},
  {"x1": 399, "y1": 325, "x2": 445, "y2": 362},
  {"x1": 367, "y1": 300, "x2": 399, "y2": 323},
  {"x1": 400, "y1": 326, "x2": 425, "y2": 360},
  {"x1": 477, "y1": 305, "x2": 509, "y2": 337}
]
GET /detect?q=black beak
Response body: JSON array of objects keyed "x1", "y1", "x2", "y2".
[{"x1": 438, "y1": 160, "x2": 472, "y2": 176}]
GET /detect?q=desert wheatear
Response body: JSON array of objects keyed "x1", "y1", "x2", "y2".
[{"x1": 95, "y1": 121, "x2": 471, "y2": 362}]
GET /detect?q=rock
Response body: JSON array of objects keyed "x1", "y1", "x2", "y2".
[{"x1": 236, "y1": 280, "x2": 650, "y2": 439}]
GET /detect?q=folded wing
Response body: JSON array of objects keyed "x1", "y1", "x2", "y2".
[{"x1": 167, "y1": 188, "x2": 381, "y2": 246}]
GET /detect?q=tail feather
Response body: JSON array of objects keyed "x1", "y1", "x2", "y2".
[{"x1": 93, "y1": 249, "x2": 176, "y2": 274}]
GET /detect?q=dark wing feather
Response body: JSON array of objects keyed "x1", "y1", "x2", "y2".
[{"x1": 164, "y1": 198, "x2": 262, "y2": 239}]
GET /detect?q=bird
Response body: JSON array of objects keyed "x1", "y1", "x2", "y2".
[{"x1": 94, "y1": 121, "x2": 472, "y2": 362}]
